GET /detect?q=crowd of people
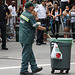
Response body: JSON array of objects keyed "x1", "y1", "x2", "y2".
[
  {"x1": 0, "y1": 0, "x2": 75, "y2": 50},
  {"x1": 32, "y1": 0, "x2": 75, "y2": 45}
]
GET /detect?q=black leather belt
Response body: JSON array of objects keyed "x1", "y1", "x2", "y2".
[
  {"x1": 0, "y1": 19, "x2": 5, "y2": 21},
  {"x1": 39, "y1": 18, "x2": 46, "y2": 20}
]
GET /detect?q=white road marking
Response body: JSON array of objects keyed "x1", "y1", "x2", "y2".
[{"x1": 0, "y1": 62, "x2": 75, "y2": 70}]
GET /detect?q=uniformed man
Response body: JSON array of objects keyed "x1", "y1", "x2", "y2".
[
  {"x1": 19, "y1": 1, "x2": 50, "y2": 75},
  {"x1": 0, "y1": 0, "x2": 10, "y2": 50},
  {"x1": 34, "y1": 0, "x2": 47, "y2": 45}
]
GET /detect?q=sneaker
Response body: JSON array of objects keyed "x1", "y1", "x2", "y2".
[{"x1": 7, "y1": 38, "x2": 11, "y2": 41}]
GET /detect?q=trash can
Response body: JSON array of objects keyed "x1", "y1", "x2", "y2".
[
  {"x1": 15, "y1": 25, "x2": 19, "y2": 42},
  {"x1": 50, "y1": 38, "x2": 73, "y2": 74}
]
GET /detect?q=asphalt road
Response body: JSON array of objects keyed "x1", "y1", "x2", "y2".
[{"x1": 0, "y1": 40, "x2": 75, "y2": 75}]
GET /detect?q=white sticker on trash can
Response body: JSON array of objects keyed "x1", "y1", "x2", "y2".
[{"x1": 51, "y1": 43, "x2": 63, "y2": 59}]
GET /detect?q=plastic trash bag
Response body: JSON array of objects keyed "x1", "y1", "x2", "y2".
[{"x1": 51, "y1": 43, "x2": 63, "y2": 59}]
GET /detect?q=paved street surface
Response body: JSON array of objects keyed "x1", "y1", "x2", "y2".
[{"x1": 0, "y1": 40, "x2": 75, "y2": 75}]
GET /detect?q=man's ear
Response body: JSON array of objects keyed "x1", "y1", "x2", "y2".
[{"x1": 29, "y1": 7, "x2": 31, "y2": 9}]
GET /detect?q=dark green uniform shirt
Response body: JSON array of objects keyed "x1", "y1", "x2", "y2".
[{"x1": 19, "y1": 10, "x2": 39, "y2": 45}]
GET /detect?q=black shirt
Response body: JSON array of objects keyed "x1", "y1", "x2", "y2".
[{"x1": 0, "y1": 5, "x2": 10, "y2": 20}]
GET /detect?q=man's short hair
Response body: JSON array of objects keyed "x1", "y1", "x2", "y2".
[{"x1": 55, "y1": 2, "x2": 58, "y2": 6}]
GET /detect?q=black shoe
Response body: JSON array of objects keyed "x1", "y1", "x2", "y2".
[
  {"x1": 20, "y1": 72, "x2": 33, "y2": 75},
  {"x1": 36, "y1": 42, "x2": 41, "y2": 45},
  {"x1": 2, "y1": 47, "x2": 8, "y2": 50},
  {"x1": 41, "y1": 42, "x2": 46, "y2": 45},
  {"x1": 32, "y1": 67, "x2": 43, "y2": 74}
]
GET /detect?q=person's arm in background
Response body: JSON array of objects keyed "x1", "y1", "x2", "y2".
[
  {"x1": 50, "y1": 2, "x2": 53, "y2": 7},
  {"x1": 51, "y1": 8, "x2": 56, "y2": 20},
  {"x1": 17, "y1": 7, "x2": 20, "y2": 13},
  {"x1": 63, "y1": 10, "x2": 67, "y2": 16},
  {"x1": 46, "y1": 5, "x2": 50, "y2": 16},
  {"x1": 32, "y1": 10, "x2": 39, "y2": 21},
  {"x1": 51, "y1": 8, "x2": 54, "y2": 17},
  {"x1": 34, "y1": 12, "x2": 39, "y2": 21},
  {"x1": 8, "y1": 5, "x2": 12, "y2": 17},
  {"x1": 47, "y1": 11, "x2": 51, "y2": 16},
  {"x1": 68, "y1": 0, "x2": 70, "y2": 4},
  {"x1": 5, "y1": 5, "x2": 11, "y2": 19}
]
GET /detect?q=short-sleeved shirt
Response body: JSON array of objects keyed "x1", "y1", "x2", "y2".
[
  {"x1": 19, "y1": 10, "x2": 39, "y2": 45},
  {"x1": 34, "y1": 4, "x2": 46, "y2": 19},
  {"x1": 71, "y1": 12, "x2": 75, "y2": 23},
  {"x1": 8, "y1": 5, "x2": 17, "y2": 16}
]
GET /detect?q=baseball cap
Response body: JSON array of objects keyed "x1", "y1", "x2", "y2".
[{"x1": 25, "y1": 1, "x2": 35, "y2": 8}]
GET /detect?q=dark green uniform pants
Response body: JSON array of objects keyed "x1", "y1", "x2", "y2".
[{"x1": 21, "y1": 43, "x2": 38, "y2": 72}]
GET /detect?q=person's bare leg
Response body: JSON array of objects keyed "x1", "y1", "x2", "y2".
[
  {"x1": 64, "y1": 27, "x2": 68, "y2": 38},
  {"x1": 67, "y1": 27, "x2": 70, "y2": 38}
]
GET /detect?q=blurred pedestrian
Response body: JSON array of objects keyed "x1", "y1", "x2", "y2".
[
  {"x1": 63, "y1": 6, "x2": 71, "y2": 38},
  {"x1": 70, "y1": 5, "x2": 75, "y2": 40},
  {"x1": 0, "y1": 0, "x2": 10, "y2": 50},
  {"x1": 61, "y1": 0, "x2": 70, "y2": 12},
  {"x1": 46, "y1": 0, "x2": 53, "y2": 12},
  {"x1": 17, "y1": 4, "x2": 23, "y2": 22},
  {"x1": 51, "y1": 2, "x2": 62, "y2": 38},
  {"x1": 8, "y1": 1, "x2": 17, "y2": 38}
]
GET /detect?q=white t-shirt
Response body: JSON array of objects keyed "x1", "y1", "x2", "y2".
[
  {"x1": 34, "y1": 4, "x2": 46, "y2": 19},
  {"x1": 61, "y1": 0, "x2": 68, "y2": 2},
  {"x1": 71, "y1": 12, "x2": 75, "y2": 23},
  {"x1": 8, "y1": 5, "x2": 17, "y2": 17},
  {"x1": 55, "y1": 12, "x2": 59, "y2": 21}
]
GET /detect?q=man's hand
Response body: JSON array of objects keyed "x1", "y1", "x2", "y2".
[
  {"x1": 5, "y1": 16, "x2": 8, "y2": 20},
  {"x1": 46, "y1": 26, "x2": 51, "y2": 31}
]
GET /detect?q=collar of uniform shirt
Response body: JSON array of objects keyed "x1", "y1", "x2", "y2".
[
  {"x1": 41, "y1": 4, "x2": 46, "y2": 9},
  {"x1": 41, "y1": 4, "x2": 47, "y2": 12}
]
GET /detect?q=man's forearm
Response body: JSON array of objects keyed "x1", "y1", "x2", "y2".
[{"x1": 37, "y1": 25, "x2": 46, "y2": 30}]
